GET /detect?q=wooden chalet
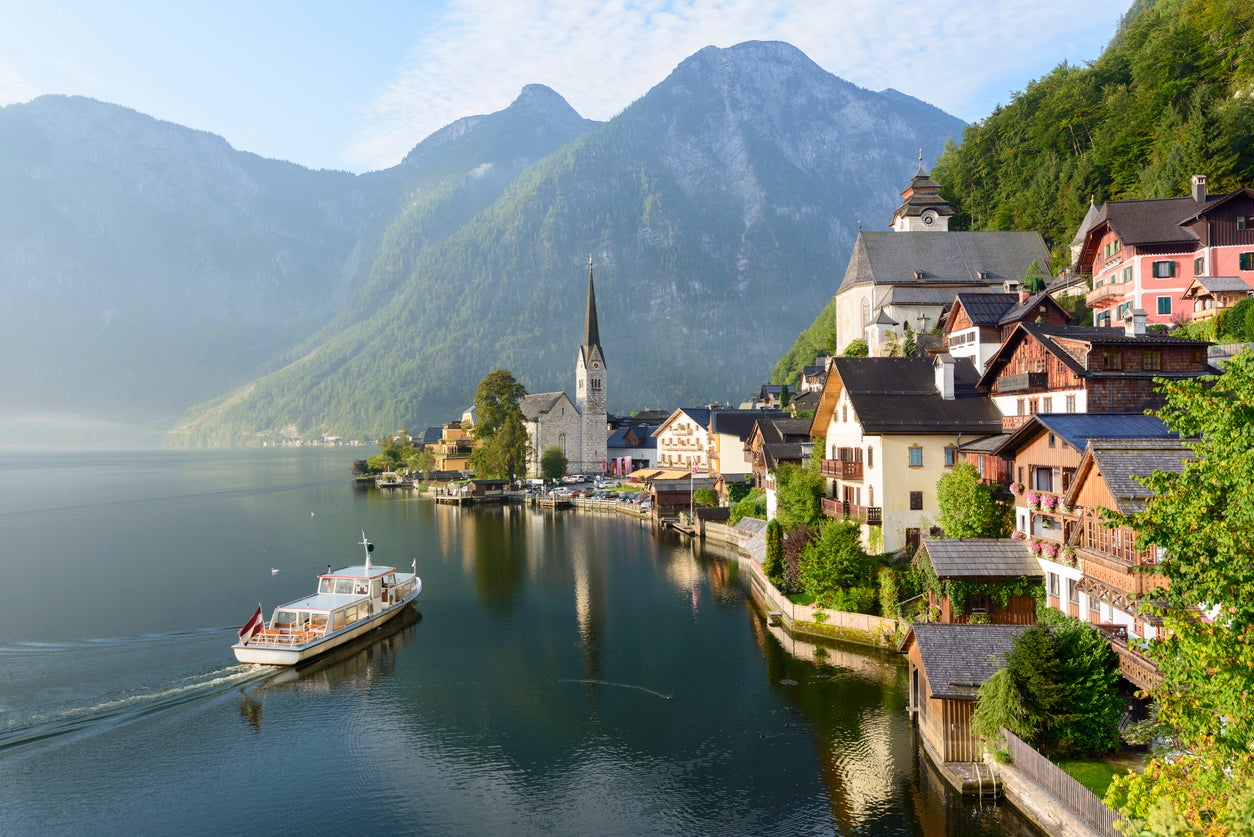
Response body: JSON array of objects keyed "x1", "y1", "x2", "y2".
[
  {"x1": 1179, "y1": 274, "x2": 1254, "y2": 321},
  {"x1": 944, "y1": 290, "x2": 1070, "y2": 373},
  {"x1": 1061, "y1": 438, "x2": 1193, "y2": 690},
  {"x1": 649, "y1": 476, "x2": 717, "y2": 519},
  {"x1": 901, "y1": 624, "x2": 1028, "y2": 764},
  {"x1": 977, "y1": 320, "x2": 1210, "y2": 432},
  {"x1": 746, "y1": 417, "x2": 811, "y2": 489},
  {"x1": 916, "y1": 538, "x2": 1041, "y2": 624}
]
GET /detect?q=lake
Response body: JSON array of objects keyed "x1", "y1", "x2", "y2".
[{"x1": 0, "y1": 449, "x2": 1039, "y2": 835}]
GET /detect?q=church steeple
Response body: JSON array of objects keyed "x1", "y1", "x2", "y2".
[
  {"x1": 575, "y1": 255, "x2": 608, "y2": 474},
  {"x1": 890, "y1": 156, "x2": 955, "y2": 232},
  {"x1": 581, "y1": 254, "x2": 603, "y2": 365}
]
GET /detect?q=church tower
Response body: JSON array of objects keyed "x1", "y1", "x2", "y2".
[
  {"x1": 575, "y1": 256, "x2": 608, "y2": 474},
  {"x1": 890, "y1": 152, "x2": 955, "y2": 232}
]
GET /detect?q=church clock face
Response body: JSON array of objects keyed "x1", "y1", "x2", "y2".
[
  {"x1": 591, "y1": 362, "x2": 600, "y2": 370},
  {"x1": 921, "y1": 210, "x2": 937, "y2": 227}
]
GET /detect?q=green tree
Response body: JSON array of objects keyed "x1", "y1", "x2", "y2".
[
  {"x1": 975, "y1": 618, "x2": 1122, "y2": 759},
  {"x1": 779, "y1": 384, "x2": 791, "y2": 410},
  {"x1": 841, "y1": 338, "x2": 869, "y2": 357},
  {"x1": 799, "y1": 518, "x2": 877, "y2": 612},
  {"x1": 692, "y1": 486, "x2": 718, "y2": 507},
  {"x1": 1106, "y1": 350, "x2": 1254, "y2": 834},
  {"x1": 540, "y1": 446, "x2": 568, "y2": 482},
  {"x1": 1023, "y1": 260, "x2": 1049, "y2": 293},
  {"x1": 774, "y1": 461, "x2": 824, "y2": 529},
  {"x1": 729, "y1": 487, "x2": 766, "y2": 523},
  {"x1": 407, "y1": 448, "x2": 436, "y2": 475},
  {"x1": 764, "y1": 519, "x2": 784, "y2": 589},
  {"x1": 468, "y1": 369, "x2": 529, "y2": 480},
  {"x1": 937, "y1": 462, "x2": 1010, "y2": 538}
]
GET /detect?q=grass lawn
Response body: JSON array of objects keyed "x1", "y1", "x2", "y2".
[{"x1": 1058, "y1": 751, "x2": 1146, "y2": 798}]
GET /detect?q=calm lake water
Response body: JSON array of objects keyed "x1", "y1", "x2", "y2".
[{"x1": 0, "y1": 449, "x2": 1039, "y2": 836}]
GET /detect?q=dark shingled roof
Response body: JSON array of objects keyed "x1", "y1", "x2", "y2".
[
  {"x1": 1087, "y1": 438, "x2": 1193, "y2": 514},
  {"x1": 833, "y1": 357, "x2": 1003, "y2": 434},
  {"x1": 953, "y1": 292, "x2": 1020, "y2": 326},
  {"x1": 1189, "y1": 275, "x2": 1254, "y2": 295},
  {"x1": 763, "y1": 442, "x2": 806, "y2": 471},
  {"x1": 904, "y1": 624, "x2": 1029, "y2": 699},
  {"x1": 607, "y1": 425, "x2": 659, "y2": 450},
  {"x1": 921, "y1": 538, "x2": 1042, "y2": 580},
  {"x1": 1098, "y1": 196, "x2": 1211, "y2": 247},
  {"x1": 710, "y1": 409, "x2": 788, "y2": 441},
  {"x1": 839, "y1": 231, "x2": 1053, "y2": 294},
  {"x1": 995, "y1": 413, "x2": 1174, "y2": 457}
]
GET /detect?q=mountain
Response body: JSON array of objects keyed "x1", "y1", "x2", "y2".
[
  {"x1": 177, "y1": 41, "x2": 964, "y2": 443},
  {"x1": 0, "y1": 42, "x2": 965, "y2": 445}
]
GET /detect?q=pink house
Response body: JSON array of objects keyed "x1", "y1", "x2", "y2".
[{"x1": 1074, "y1": 175, "x2": 1254, "y2": 327}]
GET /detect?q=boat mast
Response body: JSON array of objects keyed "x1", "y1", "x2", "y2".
[{"x1": 360, "y1": 529, "x2": 373, "y2": 571}]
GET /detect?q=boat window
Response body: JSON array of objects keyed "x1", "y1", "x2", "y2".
[
  {"x1": 319, "y1": 579, "x2": 334, "y2": 594},
  {"x1": 310, "y1": 613, "x2": 328, "y2": 627},
  {"x1": 335, "y1": 579, "x2": 355, "y2": 595},
  {"x1": 332, "y1": 610, "x2": 346, "y2": 630},
  {"x1": 385, "y1": 574, "x2": 395, "y2": 587},
  {"x1": 275, "y1": 610, "x2": 298, "y2": 628},
  {"x1": 372, "y1": 580, "x2": 381, "y2": 598},
  {"x1": 355, "y1": 581, "x2": 369, "y2": 596}
]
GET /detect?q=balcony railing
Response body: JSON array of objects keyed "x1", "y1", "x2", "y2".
[
  {"x1": 1086, "y1": 282, "x2": 1120, "y2": 307},
  {"x1": 1108, "y1": 636, "x2": 1162, "y2": 691},
  {"x1": 821, "y1": 459, "x2": 863, "y2": 480},
  {"x1": 998, "y1": 372, "x2": 1047, "y2": 393},
  {"x1": 1002, "y1": 414, "x2": 1031, "y2": 431},
  {"x1": 821, "y1": 497, "x2": 882, "y2": 525}
]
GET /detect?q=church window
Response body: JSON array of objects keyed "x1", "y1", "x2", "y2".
[{"x1": 861, "y1": 299, "x2": 871, "y2": 328}]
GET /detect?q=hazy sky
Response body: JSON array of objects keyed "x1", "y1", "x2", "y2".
[{"x1": 0, "y1": 0, "x2": 1131, "y2": 174}]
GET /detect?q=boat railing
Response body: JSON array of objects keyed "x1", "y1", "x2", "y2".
[{"x1": 253, "y1": 624, "x2": 328, "y2": 646}]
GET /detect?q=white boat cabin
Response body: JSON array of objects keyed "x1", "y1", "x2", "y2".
[{"x1": 261, "y1": 565, "x2": 409, "y2": 646}]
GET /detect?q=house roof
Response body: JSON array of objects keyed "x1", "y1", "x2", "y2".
[
  {"x1": 901, "y1": 624, "x2": 1029, "y2": 700},
  {"x1": 1099, "y1": 196, "x2": 1211, "y2": 247},
  {"x1": 791, "y1": 390, "x2": 821, "y2": 411},
  {"x1": 951, "y1": 292, "x2": 1020, "y2": 327},
  {"x1": 958, "y1": 433, "x2": 1011, "y2": 453},
  {"x1": 1183, "y1": 275, "x2": 1254, "y2": 296},
  {"x1": 607, "y1": 425, "x2": 659, "y2": 449},
  {"x1": 839, "y1": 231, "x2": 1053, "y2": 294},
  {"x1": 831, "y1": 357, "x2": 1003, "y2": 435},
  {"x1": 763, "y1": 442, "x2": 807, "y2": 471},
  {"x1": 710, "y1": 409, "x2": 788, "y2": 441},
  {"x1": 993, "y1": 412, "x2": 1174, "y2": 457},
  {"x1": 1067, "y1": 438, "x2": 1194, "y2": 514},
  {"x1": 920, "y1": 538, "x2": 1042, "y2": 580},
  {"x1": 652, "y1": 477, "x2": 717, "y2": 492}
]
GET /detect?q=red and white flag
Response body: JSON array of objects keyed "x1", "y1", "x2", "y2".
[{"x1": 237, "y1": 604, "x2": 265, "y2": 645}]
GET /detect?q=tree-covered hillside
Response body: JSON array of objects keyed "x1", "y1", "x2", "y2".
[{"x1": 933, "y1": 0, "x2": 1254, "y2": 265}]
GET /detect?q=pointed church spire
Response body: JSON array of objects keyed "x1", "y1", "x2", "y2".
[{"x1": 583, "y1": 254, "x2": 602, "y2": 358}]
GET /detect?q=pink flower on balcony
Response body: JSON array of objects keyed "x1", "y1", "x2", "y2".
[
  {"x1": 1029, "y1": 537, "x2": 1042, "y2": 554},
  {"x1": 1025, "y1": 490, "x2": 1040, "y2": 508},
  {"x1": 1045, "y1": 541, "x2": 1060, "y2": 558},
  {"x1": 1011, "y1": 530, "x2": 1026, "y2": 541},
  {"x1": 1042, "y1": 494, "x2": 1058, "y2": 511}
]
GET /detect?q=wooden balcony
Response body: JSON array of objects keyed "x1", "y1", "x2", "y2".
[
  {"x1": 820, "y1": 498, "x2": 882, "y2": 525},
  {"x1": 821, "y1": 459, "x2": 863, "y2": 480},
  {"x1": 1108, "y1": 636, "x2": 1162, "y2": 691},
  {"x1": 1086, "y1": 282, "x2": 1120, "y2": 307},
  {"x1": 998, "y1": 371, "x2": 1048, "y2": 393},
  {"x1": 1001, "y1": 414, "x2": 1031, "y2": 432},
  {"x1": 1080, "y1": 549, "x2": 1167, "y2": 598}
]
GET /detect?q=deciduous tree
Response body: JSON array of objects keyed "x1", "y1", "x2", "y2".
[{"x1": 937, "y1": 462, "x2": 1010, "y2": 538}]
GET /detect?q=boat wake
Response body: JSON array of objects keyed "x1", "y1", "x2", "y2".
[
  {"x1": 558, "y1": 678, "x2": 672, "y2": 701},
  {"x1": 0, "y1": 651, "x2": 274, "y2": 758}
]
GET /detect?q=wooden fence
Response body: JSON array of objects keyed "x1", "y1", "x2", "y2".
[{"x1": 1001, "y1": 727, "x2": 1122, "y2": 837}]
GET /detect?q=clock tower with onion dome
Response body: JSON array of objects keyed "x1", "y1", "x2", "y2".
[
  {"x1": 574, "y1": 256, "x2": 608, "y2": 474},
  {"x1": 890, "y1": 151, "x2": 954, "y2": 232}
]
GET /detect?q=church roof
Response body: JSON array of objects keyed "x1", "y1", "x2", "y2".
[
  {"x1": 520, "y1": 391, "x2": 574, "y2": 421},
  {"x1": 580, "y1": 259, "x2": 605, "y2": 368},
  {"x1": 838, "y1": 231, "x2": 1052, "y2": 294}
]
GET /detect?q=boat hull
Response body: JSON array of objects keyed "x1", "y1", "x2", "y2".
[{"x1": 233, "y1": 581, "x2": 422, "y2": 666}]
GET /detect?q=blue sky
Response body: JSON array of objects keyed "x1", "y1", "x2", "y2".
[{"x1": 0, "y1": 1, "x2": 1131, "y2": 173}]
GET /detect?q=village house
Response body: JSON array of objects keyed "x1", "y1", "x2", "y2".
[
  {"x1": 707, "y1": 409, "x2": 788, "y2": 484},
  {"x1": 1074, "y1": 175, "x2": 1254, "y2": 327},
  {"x1": 1179, "y1": 274, "x2": 1254, "y2": 321},
  {"x1": 833, "y1": 165, "x2": 1053, "y2": 355},
  {"x1": 649, "y1": 476, "x2": 718, "y2": 520},
  {"x1": 901, "y1": 624, "x2": 1028, "y2": 765},
  {"x1": 1056, "y1": 437, "x2": 1192, "y2": 690},
  {"x1": 653, "y1": 408, "x2": 712, "y2": 473},
  {"x1": 605, "y1": 423, "x2": 659, "y2": 475},
  {"x1": 811, "y1": 355, "x2": 1003, "y2": 554},
  {"x1": 943, "y1": 289, "x2": 1070, "y2": 373},
  {"x1": 915, "y1": 538, "x2": 1041, "y2": 625},
  {"x1": 976, "y1": 317, "x2": 1210, "y2": 432},
  {"x1": 430, "y1": 422, "x2": 474, "y2": 473},
  {"x1": 743, "y1": 416, "x2": 813, "y2": 520}
]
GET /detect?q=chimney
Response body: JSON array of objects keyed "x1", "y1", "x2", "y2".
[
  {"x1": 1192, "y1": 174, "x2": 1208, "y2": 204},
  {"x1": 1018, "y1": 290, "x2": 1030, "y2": 305},
  {"x1": 934, "y1": 354, "x2": 956, "y2": 400},
  {"x1": 1124, "y1": 308, "x2": 1148, "y2": 336}
]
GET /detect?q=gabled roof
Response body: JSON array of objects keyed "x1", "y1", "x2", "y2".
[
  {"x1": 1066, "y1": 438, "x2": 1194, "y2": 514},
  {"x1": 831, "y1": 357, "x2": 1003, "y2": 435},
  {"x1": 790, "y1": 390, "x2": 821, "y2": 412},
  {"x1": 653, "y1": 407, "x2": 713, "y2": 436},
  {"x1": 920, "y1": 538, "x2": 1042, "y2": 580},
  {"x1": 520, "y1": 391, "x2": 574, "y2": 421},
  {"x1": 1182, "y1": 275, "x2": 1254, "y2": 297},
  {"x1": 900, "y1": 624, "x2": 1028, "y2": 700},
  {"x1": 710, "y1": 409, "x2": 788, "y2": 441},
  {"x1": 993, "y1": 412, "x2": 1174, "y2": 457},
  {"x1": 763, "y1": 442, "x2": 806, "y2": 471},
  {"x1": 421, "y1": 426, "x2": 444, "y2": 445},
  {"x1": 607, "y1": 425, "x2": 659, "y2": 449},
  {"x1": 997, "y1": 291, "x2": 1069, "y2": 326},
  {"x1": 755, "y1": 417, "x2": 813, "y2": 446},
  {"x1": 950, "y1": 292, "x2": 1020, "y2": 327},
  {"x1": 838, "y1": 231, "x2": 1052, "y2": 294}
]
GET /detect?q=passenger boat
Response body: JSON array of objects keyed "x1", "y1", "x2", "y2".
[{"x1": 233, "y1": 531, "x2": 422, "y2": 666}]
